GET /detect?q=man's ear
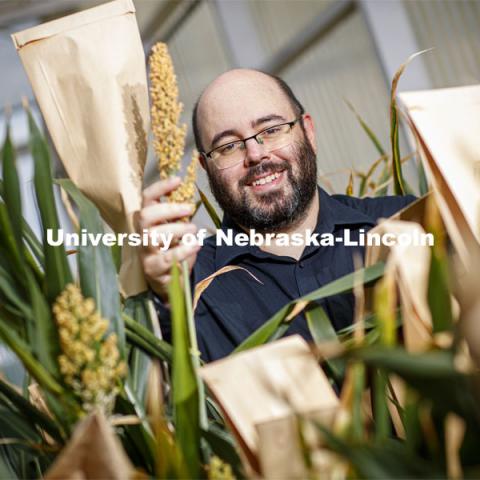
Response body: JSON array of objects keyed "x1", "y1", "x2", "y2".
[
  {"x1": 301, "y1": 113, "x2": 317, "y2": 154},
  {"x1": 198, "y1": 152, "x2": 207, "y2": 171}
]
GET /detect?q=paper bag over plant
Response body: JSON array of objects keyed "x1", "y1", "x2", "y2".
[
  {"x1": 12, "y1": 0, "x2": 149, "y2": 297},
  {"x1": 400, "y1": 85, "x2": 480, "y2": 263},
  {"x1": 200, "y1": 335, "x2": 339, "y2": 477}
]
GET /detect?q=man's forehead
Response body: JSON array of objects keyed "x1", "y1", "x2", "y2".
[
  {"x1": 197, "y1": 70, "x2": 295, "y2": 142},
  {"x1": 198, "y1": 69, "x2": 289, "y2": 120}
]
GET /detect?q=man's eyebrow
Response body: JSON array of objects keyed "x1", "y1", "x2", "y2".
[
  {"x1": 251, "y1": 114, "x2": 287, "y2": 128},
  {"x1": 211, "y1": 129, "x2": 237, "y2": 149},
  {"x1": 209, "y1": 114, "x2": 288, "y2": 149}
]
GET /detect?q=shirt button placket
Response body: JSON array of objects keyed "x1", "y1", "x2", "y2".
[{"x1": 295, "y1": 259, "x2": 314, "y2": 296}]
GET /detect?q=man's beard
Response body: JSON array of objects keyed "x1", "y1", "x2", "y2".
[{"x1": 207, "y1": 136, "x2": 318, "y2": 233}]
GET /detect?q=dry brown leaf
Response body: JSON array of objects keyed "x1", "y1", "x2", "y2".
[
  {"x1": 193, "y1": 265, "x2": 263, "y2": 311},
  {"x1": 445, "y1": 413, "x2": 466, "y2": 480},
  {"x1": 28, "y1": 383, "x2": 57, "y2": 446},
  {"x1": 285, "y1": 300, "x2": 309, "y2": 322},
  {"x1": 391, "y1": 49, "x2": 433, "y2": 105},
  {"x1": 60, "y1": 186, "x2": 80, "y2": 231},
  {"x1": 109, "y1": 415, "x2": 142, "y2": 427}
]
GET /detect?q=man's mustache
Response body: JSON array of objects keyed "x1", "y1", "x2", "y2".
[{"x1": 239, "y1": 161, "x2": 291, "y2": 187}]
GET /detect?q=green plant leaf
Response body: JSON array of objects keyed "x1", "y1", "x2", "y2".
[
  {"x1": 0, "y1": 303, "x2": 26, "y2": 336},
  {"x1": 347, "y1": 347, "x2": 478, "y2": 422},
  {"x1": 123, "y1": 312, "x2": 172, "y2": 363},
  {"x1": 56, "y1": 179, "x2": 125, "y2": 356},
  {"x1": 358, "y1": 155, "x2": 388, "y2": 197},
  {"x1": 372, "y1": 273, "x2": 397, "y2": 442},
  {"x1": 182, "y1": 260, "x2": 208, "y2": 430},
  {"x1": 374, "y1": 158, "x2": 391, "y2": 196},
  {"x1": 305, "y1": 304, "x2": 345, "y2": 381},
  {"x1": 1, "y1": 126, "x2": 25, "y2": 276},
  {"x1": 114, "y1": 393, "x2": 156, "y2": 474},
  {"x1": 402, "y1": 388, "x2": 422, "y2": 455},
  {"x1": 0, "y1": 449, "x2": 17, "y2": 480},
  {"x1": 169, "y1": 260, "x2": 200, "y2": 478},
  {"x1": 124, "y1": 293, "x2": 153, "y2": 405},
  {"x1": 21, "y1": 220, "x2": 44, "y2": 268},
  {"x1": 111, "y1": 243, "x2": 122, "y2": 274},
  {"x1": 0, "y1": 129, "x2": 44, "y2": 272},
  {"x1": 25, "y1": 107, "x2": 72, "y2": 303},
  {"x1": 390, "y1": 98, "x2": 405, "y2": 196},
  {"x1": 389, "y1": 50, "x2": 431, "y2": 196},
  {"x1": 344, "y1": 99, "x2": 387, "y2": 157},
  {"x1": 0, "y1": 261, "x2": 31, "y2": 322},
  {"x1": 0, "y1": 213, "x2": 43, "y2": 290},
  {"x1": 315, "y1": 423, "x2": 444, "y2": 479},
  {"x1": 234, "y1": 262, "x2": 385, "y2": 354},
  {"x1": 0, "y1": 322, "x2": 63, "y2": 396},
  {"x1": 0, "y1": 203, "x2": 25, "y2": 286},
  {"x1": 417, "y1": 158, "x2": 429, "y2": 196},
  {"x1": 202, "y1": 425, "x2": 244, "y2": 480},
  {"x1": 346, "y1": 171, "x2": 354, "y2": 196},
  {"x1": 26, "y1": 268, "x2": 61, "y2": 379},
  {"x1": 0, "y1": 377, "x2": 63, "y2": 443},
  {"x1": 351, "y1": 362, "x2": 366, "y2": 442},
  {"x1": 425, "y1": 199, "x2": 453, "y2": 333},
  {"x1": 373, "y1": 369, "x2": 391, "y2": 442},
  {"x1": 197, "y1": 185, "x2": 221, "y2": 229}
]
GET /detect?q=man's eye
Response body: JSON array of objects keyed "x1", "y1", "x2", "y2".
[
  {"x1": 263, "y1": 126, "x2": 282, "y2": 136},
  {"x1": 219, "y1": 142, "x2": 239, "y2": 155}
]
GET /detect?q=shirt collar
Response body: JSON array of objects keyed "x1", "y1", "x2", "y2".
[
  {"x1": 315, "y1": 187, "x2": 375, "y2": 233},
  {"x1": 214, "y1": 186, "x2": 376, "y2": 269}
]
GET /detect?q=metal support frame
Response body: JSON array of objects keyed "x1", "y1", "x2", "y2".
[
  {"x1": 0, "y1": 0, "x2": 101, "y2": 29},
  {"x1": 213, "y1": 0, "x2": 266, "y2": 69},
  {"x1": 143, "y1": 0, "x2": 203, "y2": 52},
  {"x1": 359, "y1": 0, "x2": 432, "y2": 180},
  {"x1": 359, "y1": 0, "x2": 432, "y2": 91},
  {"x1": 261, "y1": 0, "x2": 355, "y2": 74}
]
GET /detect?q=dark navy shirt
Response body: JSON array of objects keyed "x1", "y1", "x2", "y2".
[{"x1": 154, "y1": 187, "x2": 415, "y2": 362}]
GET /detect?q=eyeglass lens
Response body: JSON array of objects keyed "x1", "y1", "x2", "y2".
[{"x1": 213, "y1": 123, "x2": 295, "y2": 169}]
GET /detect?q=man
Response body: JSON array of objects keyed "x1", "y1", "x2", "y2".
[{"x1": 138, "y1": 69, "x2": 415, "y2": 362}]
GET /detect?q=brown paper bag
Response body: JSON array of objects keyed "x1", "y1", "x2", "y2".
[
  {"x1": 199, "y1": 335, "x2": 339, "y2": 476},
  {"x1": 399, "y1": 85, "x2": 480, "y2": 266},
  {"x1": 45, "y1": 410, "x2": 133, "y2": 479},
  {"x1": 366, "y1": 218, "x2": 433, "y2": 352},
  {"x1": 12, "y1": 0, "x2": 150, "y2": 296}
]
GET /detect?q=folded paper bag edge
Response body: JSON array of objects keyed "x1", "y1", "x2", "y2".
[{"x1": 12, "y1": 0, "x2": 135, "y2": 50}]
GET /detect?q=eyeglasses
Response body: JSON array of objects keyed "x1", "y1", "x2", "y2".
[{"x1": 202, "y1": 117, "x2": 302, "y2": 170}]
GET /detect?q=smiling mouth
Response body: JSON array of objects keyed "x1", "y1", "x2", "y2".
[
  {"x1": 245, "y1": 167, "x2": 286, "y2": 187},
  {"x1": 251, "y1": 172, "x2": 281, "y2": 186}
]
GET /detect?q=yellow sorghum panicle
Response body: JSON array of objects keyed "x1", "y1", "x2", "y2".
[
  {"x1": 149, "y1": 42, "x2": 187, "y2": 179},
  {"x1": 168, "y1": 150, "x2": 198, "y2": 206},
  {"x1": 53, "y1": 284, "x2": 127, "y2": 414},
  {"x1": 207, "y1": 456, "x2": 235, "y2": 480}
]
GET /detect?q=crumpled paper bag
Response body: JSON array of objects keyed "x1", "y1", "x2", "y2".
[
  {"x1": 399, "y1": 85, "x2": 480, "y2": 265},
  {"x1": 200, "y1": 335, "x2": 339, "y2": 477},
  {"x1": 45, "y1": 410, "x2": 134, "y2": 480},
  {"x1": 12, "y1": 0, "x2": 150, "y2": 296}
]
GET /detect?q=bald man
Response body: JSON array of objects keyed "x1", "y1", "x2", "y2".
[{"x1": 138, "y1": 69, "x2": 415, "y2": 362}]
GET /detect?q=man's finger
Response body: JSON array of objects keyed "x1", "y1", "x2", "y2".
[
  {"x1": 142, "y1": 243, "x2": 201, "y2": 279},
  {"x1": 143, "y1": 222, "x2": 197, "y2": 252},
  {"x1": 142, "y1": 176, "x2": 181, "y2": 207},
  {"x1": 137, "y1": 202, "x2": 195, "y2": 229}
]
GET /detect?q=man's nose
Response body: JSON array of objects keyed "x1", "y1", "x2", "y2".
[{"x1": 243, "y1": 137, "x2": 269, "y2": 167}]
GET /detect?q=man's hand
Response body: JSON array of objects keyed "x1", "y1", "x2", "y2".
[{"x1": 137, "y1": 176, "x2": 200, "y2": 302}]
